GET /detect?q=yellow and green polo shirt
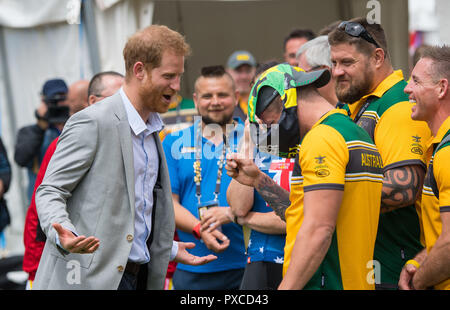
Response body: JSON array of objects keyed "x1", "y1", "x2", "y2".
[
  {"x1": 421, "y1": 116, "x2": 450, "y2": 290},
  {"x1": 284, "y1": 109, "x2": 383, "y2": 290},
  {"x1": 340, "y1": 70, "x2": 432, "y2": 288}
]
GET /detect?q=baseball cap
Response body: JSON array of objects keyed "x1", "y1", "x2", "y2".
[
  {"x1": 248, "y1": 63, "x2": 330, "y2": 122},
  {"x1": 226, "y1": 50, "x2": 257, "y2": 69},
  {"x1": 42, "y1": 79, "x2": 68, "y2": 99}
]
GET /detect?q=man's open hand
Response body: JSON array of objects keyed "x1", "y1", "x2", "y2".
[
  {"x1": 53, "y1": 223, "x2": 100, "y2": 254},
  {"x1": 174, "y1": 242, "x2": 217, "y2": 265}
]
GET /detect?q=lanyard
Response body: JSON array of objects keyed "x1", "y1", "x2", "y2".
[
  {"x1": 194, "y1": 123, "x2": 233, "y2": 205},
  {"x1": 353, "y1": 96, "x2": 376, "y2": 124}
]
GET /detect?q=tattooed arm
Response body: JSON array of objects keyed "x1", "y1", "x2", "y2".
[
  {"x1": 380, "y1": 165, "x2": 425, "y2": 213},
  {"x1": 226, "y1": 153, "x2": 290, "y2": 221},
  {"x1": 253, "y1": 173, "x2": 290, "y2": 221}
]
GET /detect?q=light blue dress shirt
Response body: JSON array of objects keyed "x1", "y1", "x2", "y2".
[{"x1": 120, "y1": 88, "x2": 178, "y2": 264}]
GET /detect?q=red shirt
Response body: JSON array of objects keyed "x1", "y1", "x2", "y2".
[{"x1": 23, "y1": 137, "x2": 58, "y2": 280}]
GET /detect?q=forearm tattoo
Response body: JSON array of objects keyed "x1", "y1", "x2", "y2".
[
  {"x1": 380, "y1": 165, "x2": 425, "y2": 213},
  {"x1": 255, "y1": 173, "x2": 291, "y2": 221}
]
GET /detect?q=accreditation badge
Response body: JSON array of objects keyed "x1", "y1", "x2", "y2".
[{"x1": 197, "y1": 200, "x2": 218, "y2": 220}]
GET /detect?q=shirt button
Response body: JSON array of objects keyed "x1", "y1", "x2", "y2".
[
  {"x1": 117, "y1": 265, "x2": 124, "y2": 272},
  {"x1": 127, "y1": 234, "x2": 134, "y2": 242}
]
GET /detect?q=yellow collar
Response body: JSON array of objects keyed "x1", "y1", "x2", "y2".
[
  {"x1": 349, "y1": 70, "x2": 405, "y2": 116},
  {"x1": 427, "y1": 116, "x2": 450, "y2": 149}
]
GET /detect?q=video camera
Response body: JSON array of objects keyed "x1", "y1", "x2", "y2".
[{"x1": 39, "y1": 93, "x2": 70, "y2": 125}]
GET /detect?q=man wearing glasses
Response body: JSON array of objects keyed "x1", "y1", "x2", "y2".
[{"x1": 328, "y1": 17, "x2": 431, "y2": 289}]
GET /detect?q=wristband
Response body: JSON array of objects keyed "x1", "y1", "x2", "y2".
[
  {"x1": 192, "y1": 223, "x2": 201, "y2": 240},
  {"x1": 406, "y1": 259, "x2": 420, "y2": 269}
]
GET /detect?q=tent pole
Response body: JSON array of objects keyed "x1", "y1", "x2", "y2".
[{"x1": 82, "y1": 0, "x2": 101, "y2": 75}]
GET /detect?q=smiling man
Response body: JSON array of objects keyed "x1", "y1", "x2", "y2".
[
  {"x1": 328, "y1": 17, "x2": 432, "y2": 289},
  {"x1": 33, "y1": 25, "x2": 216, "y2": 290},
  {"x1": 399, "y1": 45, "x2": 450, "y2": 290},
  {"x1": 163, "y1": 65, "x2": 247, "y2": 290}
]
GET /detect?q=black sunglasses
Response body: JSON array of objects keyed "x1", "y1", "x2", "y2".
[{"x1": 338, "y1": 21, "x2": 380, "y2": 49}]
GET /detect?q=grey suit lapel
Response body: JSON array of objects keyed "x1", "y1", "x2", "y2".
[{"x1": 112, "y1": 93, "x2": 136, "y2": 214}]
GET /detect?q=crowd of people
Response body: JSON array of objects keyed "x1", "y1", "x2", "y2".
[{"x1": 0, "y1": 15, "x2": 449, "y2": 291}]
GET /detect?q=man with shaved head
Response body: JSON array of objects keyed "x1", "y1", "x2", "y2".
[
  {"x1": 88, "y1": 71, "x2": 125, "y2": 105},
  {"x1": 66, "y1": 80, "x2": 89, "y2": 115}
]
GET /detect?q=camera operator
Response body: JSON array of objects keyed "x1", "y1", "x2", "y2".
[{"x1": 14, "y1": 79, "x2": 70, "y2": 202}]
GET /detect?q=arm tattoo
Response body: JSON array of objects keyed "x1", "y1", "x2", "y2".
[
  {"x1": 380, "y1": 165, "x2": 425, "y2": 213},
  {"x1": 255, "y1": 173, "x2": 290, "y2": 221}
]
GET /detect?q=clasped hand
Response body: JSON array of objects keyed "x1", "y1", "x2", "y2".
[{"x1": 198, "y1": 207, "x2": 236, "y2": 253}]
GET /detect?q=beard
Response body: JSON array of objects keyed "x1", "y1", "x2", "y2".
[
  {"x1": 138, "y1": 79, "x2": 174, "y2": 114},
  {"x1": 335, "y1": 67, "x2": 374, "y2": 104},
  {"x1": 201, "y1": 110, "x2": 234, "y2": 127}
]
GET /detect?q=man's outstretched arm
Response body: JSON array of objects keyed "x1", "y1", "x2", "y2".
[{"x1": 226, "y1": 153, "x2": 290, "y2": 221}]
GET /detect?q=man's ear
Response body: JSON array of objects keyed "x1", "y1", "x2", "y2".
[
  {"x1": 193, "y1": 92, "x2": 199, "y2": 109},
  {"x1": 133, "y1": 62, "x2": 146, "y2": 80},
  {"x1": 437, "y1": 78, "x2": 449, "y2": 100},
  {"x1": 373, "y1": 48, "x2": 386, "y2": 69},
  {"x1": 88, "y1": 95, "x2": 96, "y2": 106}
]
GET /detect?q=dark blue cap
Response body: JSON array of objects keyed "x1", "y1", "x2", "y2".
[{"x1": 42, "y1": 79, "x2": 68, "y2": 98}]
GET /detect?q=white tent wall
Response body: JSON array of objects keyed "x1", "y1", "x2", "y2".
[
  {"x1": 0, "y1": 0, "x2": 72, "y2": 28},
  {"x1": 0, "y1": 23, "x2": 93, "y2": 255},
  {"x1": 0, "y1": 2, "x2": 93, "y2": 255},
  {"x1": 93, "y1": 0, "x2": 154, "y2": 74}
]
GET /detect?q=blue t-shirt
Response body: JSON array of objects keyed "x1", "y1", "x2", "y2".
[
  {"x1": 246, "y1": 154, "x2": 294, "y2": 265},
  {"x1": 163, "y1": 118, "x2": 246, "y2": 273}
]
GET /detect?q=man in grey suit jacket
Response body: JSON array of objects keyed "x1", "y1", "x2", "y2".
[{"x1": 33, "y1": 25, "x2": 216, "y2": 290}]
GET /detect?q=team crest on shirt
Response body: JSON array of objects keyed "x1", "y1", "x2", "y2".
[
  {"x1": 411, "y1": 135, "x2": 424, "y2": 155},
  {"x1": 314, "y1": 155, "x2": 330, "y2": 177},
  {"x1": 315, "y1": 155, "x2": 326, "y2": 164}
]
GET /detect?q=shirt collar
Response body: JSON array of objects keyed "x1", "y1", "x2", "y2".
[
  {"x1": 119, "y1": 87, "x2": 164, "y2": 136},
  {"x1": 311, "y1": 109, "x2": 348, "y2": 131},
  {"x1": 349, "y1": 69, "x2": 405, "y2": 116},
  {"x1": 427, "y1": 116, "x2": 450, "y2": 149}
]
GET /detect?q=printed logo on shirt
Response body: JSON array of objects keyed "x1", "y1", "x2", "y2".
[
  {"x1": 411, "y1": 135, "x2": 424, "y2": 155},
  {"x1": 314, "y1": 155, "x2": 330, "y2": 178},
  {"x1": 315, "y1": 155, "x2": 326, "y2": 164}
]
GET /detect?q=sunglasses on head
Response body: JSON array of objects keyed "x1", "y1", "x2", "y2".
[{"x1": 338, "y1": 21, "x2": 380, "y2": 49}]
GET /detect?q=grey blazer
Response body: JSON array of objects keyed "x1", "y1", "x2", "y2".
[{"x1": 33, "y1": 93, "x2": 175, "y2": 290}]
